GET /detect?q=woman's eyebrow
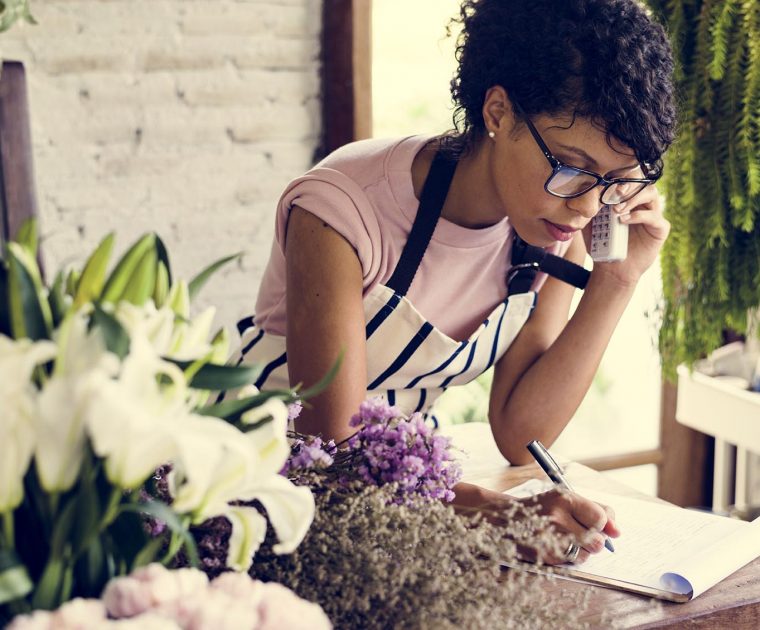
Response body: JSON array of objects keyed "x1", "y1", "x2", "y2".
[{"x1": 556, "y1": 143, "x2": 639, "y2": 173}]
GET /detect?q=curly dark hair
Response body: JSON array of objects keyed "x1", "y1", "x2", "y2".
[{"x1": 447, "y1": 0, "x2": 676, "y2": 165}]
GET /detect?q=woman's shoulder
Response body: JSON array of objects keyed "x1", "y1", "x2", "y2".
[{"x1": 313, "y1": 135, "x2": 435, "y2": 189}]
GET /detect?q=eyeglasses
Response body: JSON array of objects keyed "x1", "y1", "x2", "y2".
[{"x1": 513, "y1": 102, "x2": 661, "y2": 205}]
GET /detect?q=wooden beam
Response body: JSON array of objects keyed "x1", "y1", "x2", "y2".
[
  {"x1": 318, "y1": 0, "x2": 372, "y2": 159},
  {"x1": 578, "y1": 449, "x2": 663, "y2": 472}
]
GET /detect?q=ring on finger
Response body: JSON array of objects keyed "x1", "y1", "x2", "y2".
[{"x1": 564, "y1": 542, "x2": 581, "y2": 563}]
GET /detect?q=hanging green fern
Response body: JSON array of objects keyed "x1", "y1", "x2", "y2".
[{"x1": 647, "y1": 0, "x2": 760, "y2": 380}]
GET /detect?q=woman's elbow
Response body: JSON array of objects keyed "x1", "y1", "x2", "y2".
[{"x1": 489, "y1": 417, "x2": 535, "y2": 466}]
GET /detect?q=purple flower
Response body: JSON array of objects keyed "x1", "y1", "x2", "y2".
[
  {"x1": 349, "y1": 397, "x2": 401, "y2": 427},
  {"x1": 280, "y1": 397, "x2": 461, "y2": 506},
  {"x1": 281, "y1": 436, "x2": 337, "y2": 477},
  {"x1": 344, "y1": 399, "x2": 462, "y2": 505},
  {"x1": 287, "y1": 401, "x2": 303, "y2": 422}
]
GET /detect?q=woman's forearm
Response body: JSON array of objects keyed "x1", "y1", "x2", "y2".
[{"x1": 492, "y1": 269, "x2": 637, "y2": 464}]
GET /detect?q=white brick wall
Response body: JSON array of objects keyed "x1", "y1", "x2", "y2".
[{"x1": 1, "y1": 0, "x2": 322, "y2": 336}]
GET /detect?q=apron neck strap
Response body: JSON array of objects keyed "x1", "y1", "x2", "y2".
[
  {"x1": 386, "y1": 150, "x2": 457, "y2": 296},
  {"x1": 386, "y1": 147, "x2": 591, "y2": 298}
]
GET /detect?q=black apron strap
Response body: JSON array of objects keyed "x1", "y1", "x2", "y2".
[
  {"x1": 386, "y1": 150, "x2": 457, "y2": 296},
  {"x1": 507, "y1": 234, "x2": 590, "y2": 295},
  {"x1": 381, "y1": 147, "x2": 589, "y2": 298}
]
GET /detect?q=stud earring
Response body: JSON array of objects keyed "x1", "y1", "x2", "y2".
[{"x1": 488, "y1": 131, "x2": 495, "y2": 139}]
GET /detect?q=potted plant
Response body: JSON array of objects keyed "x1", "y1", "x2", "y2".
[
  {"x1": 647, "y1": 0, "x2": 760, "y2": 377},
  {"x1": 646, "y1": 1, "x2": 760, "y2": 513}
]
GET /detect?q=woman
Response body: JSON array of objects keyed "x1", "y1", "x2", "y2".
[{"x1": 236, "y1": 0, "x2": 676, "y2": 565}]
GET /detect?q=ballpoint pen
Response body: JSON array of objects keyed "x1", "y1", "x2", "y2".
[{"x1": 526, "y1": 439, "x2": 615, "y2": 553}]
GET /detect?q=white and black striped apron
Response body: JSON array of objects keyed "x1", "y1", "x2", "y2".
[{"x1": 232, "y1": 151, "x2": 590, "y2": 420}]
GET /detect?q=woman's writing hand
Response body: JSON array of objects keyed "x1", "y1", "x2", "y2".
[{"x1": 514, "y1": 489, "x2": 621, "y2": 566}]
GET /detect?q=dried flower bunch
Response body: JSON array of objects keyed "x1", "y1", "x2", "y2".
[
  {"x1": 178, "y1": 397, "x2": 592, "y2": 628},
  {"x1": 251, "y1": 483, "x2": 590, "y2": 630},
  {"x1": 245, "y1": 398, "x2": 588, "y2": 629}
]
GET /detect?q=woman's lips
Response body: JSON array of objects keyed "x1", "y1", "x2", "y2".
[{"x1": 542, "y1": 220, "x2": 579, "y2": 242}]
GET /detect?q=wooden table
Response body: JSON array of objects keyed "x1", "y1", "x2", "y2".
[{"x1": 444, "y1": 423, "x2": 760, "y2": 629}]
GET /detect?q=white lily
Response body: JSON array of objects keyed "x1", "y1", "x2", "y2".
[
  {"x1": 169, "y1": 401, "x2": 313, "y2": 570},
  {"x1": 84, "y1": 333, "x2": 192, "y2": 489},
  {"x1": 240, "y1": 398, "x2": 290, "y2": 464},
  {"x1": 34, "y1": 313, "x2": 120, "y2": 493},
  {"x1": 236, "y1": 402, "x2": 314, "y2": 555},
  {"x1": 0, "y1": 335, "x2": 56, "y2": 511},
  {"x1": 114, "y1": 300, "x2": 217, "y2": 362},
  {"x1": 114, "y1": 301, "x2": 175, "y2": 357},
  {"x1": 169, "y1": 415, "x2": 253, "y2": 521}
]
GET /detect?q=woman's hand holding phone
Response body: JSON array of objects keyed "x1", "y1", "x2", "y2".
[{"x1": 583, "y1": 187, "x2": 670, "y2": 288}]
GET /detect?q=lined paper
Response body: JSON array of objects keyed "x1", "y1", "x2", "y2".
[{"x1": 504, "y1": 480, "x2": 760, "y2": 600}]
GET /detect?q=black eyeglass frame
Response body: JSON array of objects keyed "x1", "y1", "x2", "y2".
[{"x1": 512, "y1": 102, "x2": 662, "y2": 205}]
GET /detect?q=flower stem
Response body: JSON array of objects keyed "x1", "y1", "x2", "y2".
[
  {"x1": 1, "y1": 510, "x2": 15, "y2": 549},
  {"x1": 101, "y1": 488, "x2": 123, "y2": 528}
]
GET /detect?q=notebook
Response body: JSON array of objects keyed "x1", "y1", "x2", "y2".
[{"x1": 503, "y1": 479, "x2": 760, "y2": 602}]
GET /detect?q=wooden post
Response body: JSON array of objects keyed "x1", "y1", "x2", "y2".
[
  {"x1": 318, "y1": 0, "x2": 372, "y2": 159},
  {"x1": 0, "y1": 61, "x2": 39, "y2": 245},
  {"x1": 657, "y1": 380, "x2": 713, "y2": 508}
]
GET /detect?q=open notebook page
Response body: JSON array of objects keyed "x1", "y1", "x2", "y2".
[{"x1": 505, "y1": 480, "x2": 760, "y2": 600}]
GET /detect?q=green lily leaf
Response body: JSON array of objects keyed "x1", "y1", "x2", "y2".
[
  {"x1": 65, "y1": 268, "x2": 81, "y2": 297},
  {"x1": 49, "y1": 498, "x2": 78, "y2": 558},
  {"x1": 188, "y1": 253, "x2": 242, "y2": 301},
  {"x1": 119, "y1": 501, "x2": 199, "y2": 567},
  {"x1": 6, "y1": 242, "x2": 51, "y2": 340},
  {"x1": 101, "y1": 233, "x2": 156, "y2": 304},
  {"x1": 154, "y1": 235, "x2": 173, "y2": 288},
  {"x1": 119, "y1": 245, "x2": 157, "y2": 306},
  {"x1": 14, "y1": 218, "x2": 38, "y2": 258},
  {"x1": 30, "y1": 557, "x2": 65, "y2": 611},
  {"x1": 74, "y1": 537, "x2": 110, "y2": 598},
  {"x1": 0, "y1": 549, "x2": 33, "y2": 605},
  {"x1": 197, "y1": 388, "x2": 297, "y2": 423},
  {"x1": 90, "y1": 303, "x2": 130, "y2": 359},
  {"x1": 47, "y1": 269, "x2": 70, "y2": 328},
  {"x1": 169, "y1": 361, "x2": 263, "y2": 391},
  {"x1": 153, "y1": 261, "x2": 170, "y2": 307},
  {"x1": 131, "y1": 536, "x2": 166, "y2": 571},
  {"x1": 105, "y1": 509, "x2": 151, "y2": 573},
  {"x1": 74, "y1": 233, "x2": 114, "y2": 308}
]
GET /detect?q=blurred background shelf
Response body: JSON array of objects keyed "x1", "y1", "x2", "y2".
[{"x1": 676, "y1": 365, "x2": 760, "y2": 517}]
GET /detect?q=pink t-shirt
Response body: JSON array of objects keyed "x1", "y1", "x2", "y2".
[{"x1": 254, "y1": 135, "x2": 570, "y2": 341}]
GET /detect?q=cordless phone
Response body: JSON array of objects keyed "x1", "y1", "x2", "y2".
[{"x1": 590, "y1": 205, "x2": 628, "y2": 262}]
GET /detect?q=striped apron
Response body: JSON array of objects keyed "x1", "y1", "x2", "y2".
[{"x1": 232, "y1": 151, "x2": 589, "y2": 418}]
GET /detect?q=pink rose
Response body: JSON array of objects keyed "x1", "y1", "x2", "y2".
[
  {"x1": 105, "y1": 612, "x2": 179, "y2": 628},
  {"x1": 8, "y1": 599, "x2": 107, "y2": 630},
  {"x1": 102, "y1": 575, "x2": 152, "y2": 618},
  {"x1": 209, "y1": 572, "x2": 263, "y2": 606},
  {"x1": 103, "y1": 564, "x2": 208, "y2": 620},
  {"x1": 256, "y1": 582, "x2": 331, "y2": 630},
  {"x1": 54, "y1": 598, "x2": 107, "y2": 628},
  {"x1": 184, "y1": 588, "x2": 259, "y2": 630},
  {"x1": 7, "y1": 610, "x2": 53, "y2": 630}
]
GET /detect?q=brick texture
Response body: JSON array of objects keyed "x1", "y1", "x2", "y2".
[{"x1": 1, "y1": 0, "x2": 321, "y2": 335}]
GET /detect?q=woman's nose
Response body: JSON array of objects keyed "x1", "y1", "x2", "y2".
[{"x1": 566, "y1": 189, "x2": 603, "y2": 219}]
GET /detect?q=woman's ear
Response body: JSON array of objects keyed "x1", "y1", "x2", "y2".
[{"x1": 482, "y1": 86, "x2": 516, "y2": 136}]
